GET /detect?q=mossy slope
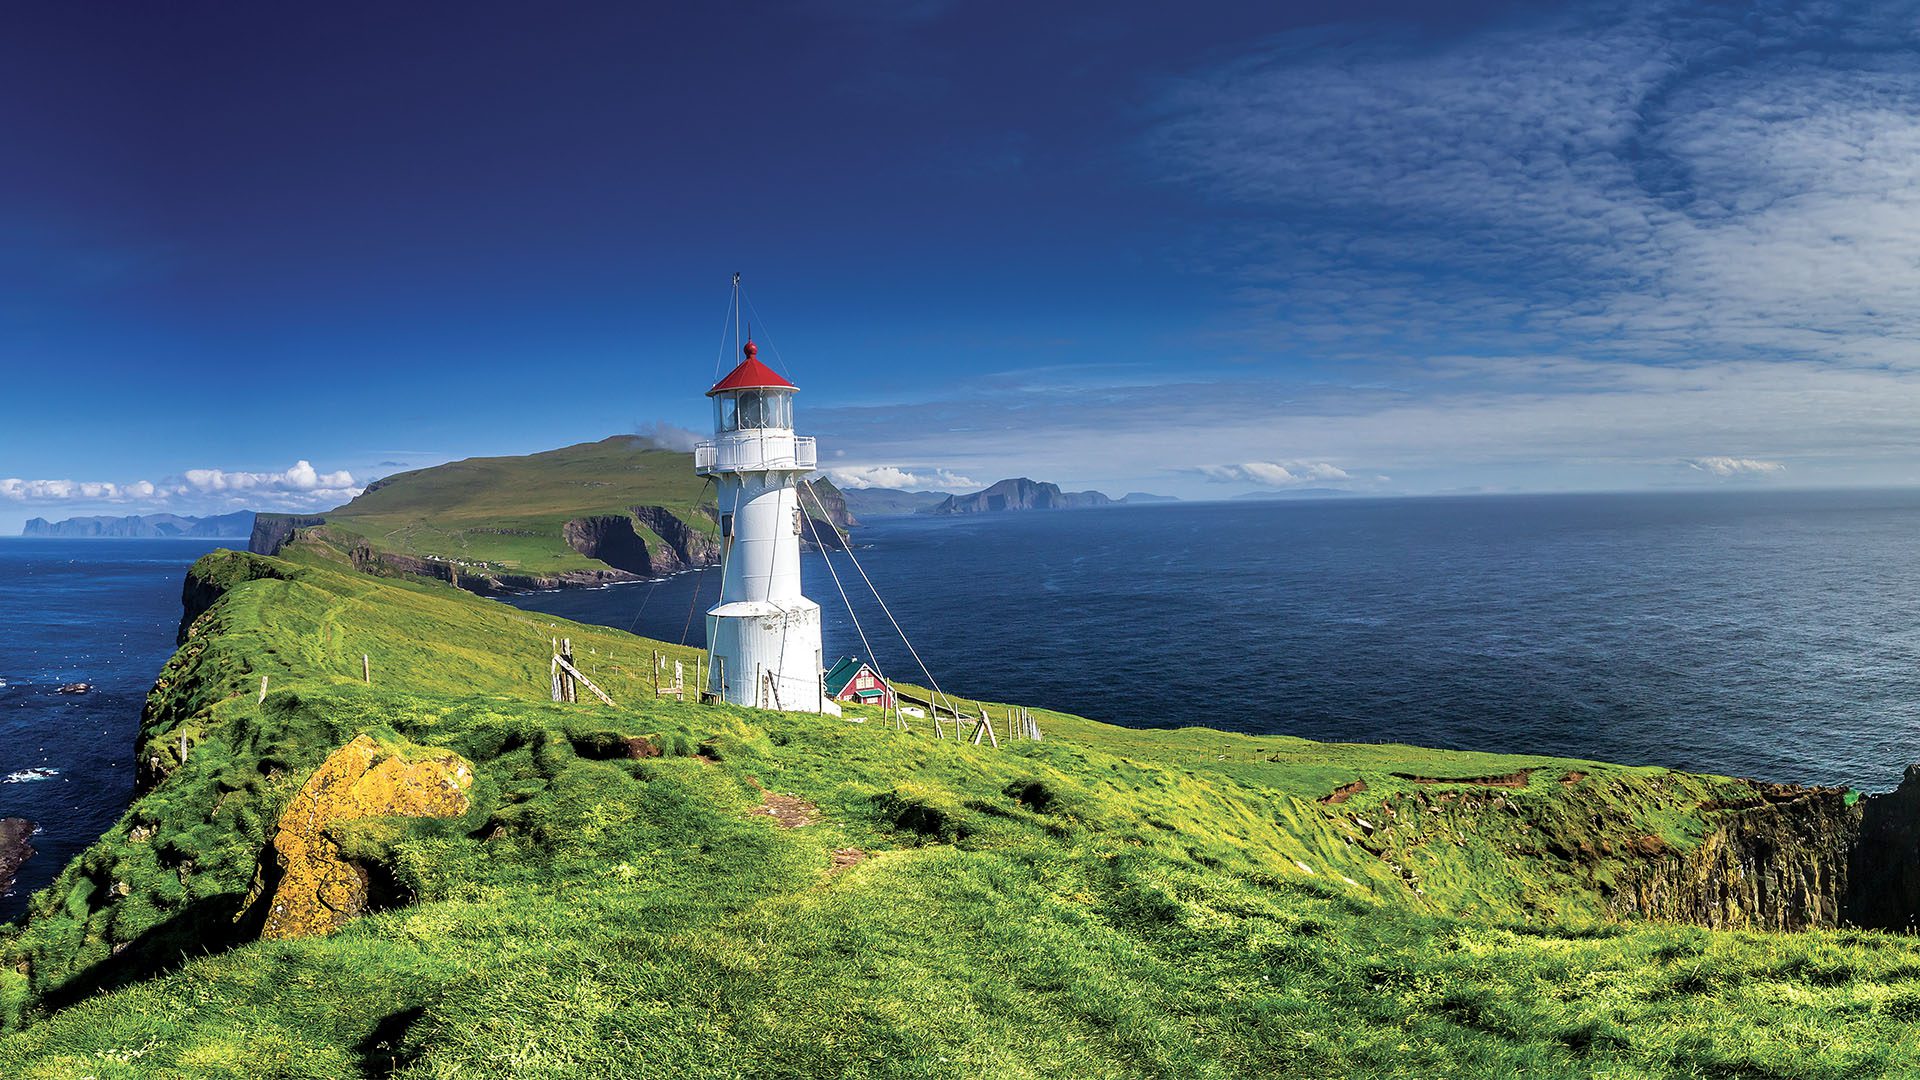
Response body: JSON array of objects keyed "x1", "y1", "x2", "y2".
[{"x1": 3, "y1": 548, "x2": 1919, "y2": 1077}]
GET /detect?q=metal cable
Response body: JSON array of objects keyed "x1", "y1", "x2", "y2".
[
  {"x1": 801, "y1": 500, "x2": 886, "y2": 692},
  {"x1": 799, "y1": 480, "x2": 955, "y2": 714}
]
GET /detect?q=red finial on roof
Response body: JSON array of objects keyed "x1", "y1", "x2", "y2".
[{"x1": 707, "y1": 340, "x2": 797, "y2": 396}]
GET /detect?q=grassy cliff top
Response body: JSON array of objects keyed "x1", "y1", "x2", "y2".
[
  {"x1": 3, "y1": 542, "x2": 1919, "y2": 1076},
  {"x1": 308, "y1": 436, "x2": 714, "y2": 578}
]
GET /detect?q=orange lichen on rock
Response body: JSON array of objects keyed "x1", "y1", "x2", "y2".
[{"x1": 252, "y1": 734, "x2": 473, "y2": 940}]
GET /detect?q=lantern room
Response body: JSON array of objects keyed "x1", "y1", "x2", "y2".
[{"x1": 708, "y1": 341, "x2": 797, "y2": 431}]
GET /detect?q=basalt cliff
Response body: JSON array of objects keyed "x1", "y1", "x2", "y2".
[{"x1": 926, "y1": 477, "x2": 1111, "y2": 515}]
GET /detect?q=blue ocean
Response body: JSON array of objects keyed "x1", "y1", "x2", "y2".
[
  {"x1": 10, "y1": 492, "x2": 1920, "y2": 921},
  {"x1": 511, "y1": 491, "x2": 1920, "y2": 794},
  {"x1": 0, "y1": 538, "x2": 227, "y2": 921}
]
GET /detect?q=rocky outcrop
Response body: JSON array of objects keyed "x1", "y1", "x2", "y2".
[
  {"x1": 799, "y1": 482, "x2": 855, "y2": 551},
  {"x1": 1603, "y1": 770, "x2": 1920, "y2": 933},
  {"x1": 1844, "y1": 766, "x2": 1920, "y2": 932},
  {"x1": 1609, "y1": 782, "x2": 1858, "y2": 932},
  {"x1": 629, "y1": 505, "x2": 722, "y2": 568},
  {"x1": 562, "y1": 506, "x2": 726, "y2": 576},
  {"x1": 563, "y1": 515, "x2": 662, "y2": 575},
  {"x1": 0, "y1": 817, "x2": 34, "y2": 895},
  {"x1": 248, "y1": 513, "x2": 327, "y2": 556},
  {"x1": 337, "y1": 537, "x2": 640, "y2": 597},
  {"x1": 926, "y1": 478, "x2": 1111, "y2": 515},
  {"x1": 805, "y1": 480, "x2": 859, "y2": 530},
  {"x1": 246, "y1": 735, "x2": 473, "y2": 940}
]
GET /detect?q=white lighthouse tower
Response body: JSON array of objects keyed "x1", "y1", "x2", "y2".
[{"x1": 695, "y1": 337, "x2": 837, "y2": 714}]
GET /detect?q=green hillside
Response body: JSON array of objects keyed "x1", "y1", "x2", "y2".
[
  {"x1": 255, "y1": 436, "x2": 849, "y2": 593},
  {"x1": 4, "y1": 537, "x2": 1920, "y2": 1076}
]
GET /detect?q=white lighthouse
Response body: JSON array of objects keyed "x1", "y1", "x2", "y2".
[{"x1": 694, "y1": 338, "x2": 837, "y2": 714}]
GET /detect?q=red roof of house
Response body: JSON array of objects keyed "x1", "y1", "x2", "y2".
[{"x1": 707, "y1": 342, "x2": 798, "y2": 396}]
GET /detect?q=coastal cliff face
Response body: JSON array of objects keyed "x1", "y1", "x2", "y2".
[
  {"x1": 338, "y1": 536, "x2": 642, "y2": 596},
  {"x1": 0, "y1": 819, "x2": 32, "y2": 898},
  {"x1": 1845, "y1": 766, "x2": 1920, "y2": 932},
  {"x1": 248, "y1": 513, "x2": 326, "y2": 557},
  {"x1": 629, "y1": 505, "x2": 722, "y2": 567},
  {"x1": 928, "y1": 478, "x2": 1111, "y2": 515},
  {"x1": 562, "y1": 506, "x2": 723, "y2": 576},
  {"x1": 1607, "y1": 771, "x2": 1920, "y2": 933},
  {"x1": 1610, "y1": 782, "x2": 1860, "y2": 931}
]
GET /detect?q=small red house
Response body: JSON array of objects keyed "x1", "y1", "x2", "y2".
[{"x1": 824, "y1": 657, "x2": 892, "y2": 709}]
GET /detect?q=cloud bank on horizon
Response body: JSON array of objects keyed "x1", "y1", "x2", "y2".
[{"x1": 1, "y1": 461, "x2": 363, "y2": 516}]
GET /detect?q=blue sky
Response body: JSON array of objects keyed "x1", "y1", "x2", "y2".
[{"x1": 7, "y1": 1, "x2": 1920, "y2": 531}]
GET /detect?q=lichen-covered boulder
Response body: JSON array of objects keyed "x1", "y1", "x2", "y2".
[{"x1": 250, "y1": 734, "x2": 472, "y2": 940}]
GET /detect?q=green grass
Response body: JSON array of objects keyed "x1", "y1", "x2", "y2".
[
  {"x1": 284, "y1": 435, "x2": 849, "y2": 586},
  {"x1": 303, "y1": 436, "x2": 716, "y2": 579},
  {"x1": 4, "y1": 545, "x2": 1919, "y2": 1077}
]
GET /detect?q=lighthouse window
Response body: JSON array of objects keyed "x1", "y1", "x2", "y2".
[
  {"x1": 716, "y1": 390, "x2": 793, "y2": 432},
  {"x1": 737, "y1": 391, "x2": 767, "y2": 429}
]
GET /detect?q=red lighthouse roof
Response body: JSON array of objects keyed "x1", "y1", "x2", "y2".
[{"x1": 707, "y1": 341, "x2": 798, "y2": 396}]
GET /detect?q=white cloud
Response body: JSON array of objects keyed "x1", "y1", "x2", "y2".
[
  {"x1": 825, "y1": 465, "x2": 981, "y2": 491},
  {"x1": 1194, "y1": 461, "x2": 1351, "y2": 487},
  {"x1": 183, "y1": 460, "x2": 355, "y2": 494},
  {"x1": 0, "y1": 479, "x2": 124, "y2": 501},
  {"x1": 1686, "y1": 457, "x2": 1786, "y2": 478},
  {"x1": 1, "y1": 460, "x2": 361, "y2": 510},
  {"x1": 633, "y1": 420, "x2": 704, "y2": 452}
]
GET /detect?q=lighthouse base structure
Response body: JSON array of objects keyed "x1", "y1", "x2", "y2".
[{"x1": 706, "y1": 598, "x2": 840, "y2": 715}]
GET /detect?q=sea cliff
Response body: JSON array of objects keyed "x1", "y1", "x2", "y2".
[{"x1": 927, "y1": 477, "x2": 1111, "y2": 515}]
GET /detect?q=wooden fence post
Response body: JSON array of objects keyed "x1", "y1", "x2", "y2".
[
  {"x1": 258, "y1": 675, "x2": 269, "y2": 704},
  {"x1": 362, "y1": 654, "x2": 371, "y2": 685}
]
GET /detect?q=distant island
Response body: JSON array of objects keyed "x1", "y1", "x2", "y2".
[
  {"x1": 925, "y1": 478, "x2": 1112, "y2": 515},
  {"x1": 22, "y1": 511, "x2": 256, "y2": 539},
  {"x1": 1118, "y1": 492, "x2": 1178, "y2": 504}
]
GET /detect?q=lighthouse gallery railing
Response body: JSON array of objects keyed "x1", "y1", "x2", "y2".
[{"x1": 694, "y1": 435, "x2": 815, "y2": 475}]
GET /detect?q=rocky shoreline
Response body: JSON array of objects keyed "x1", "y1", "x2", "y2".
[{"x1": 0, "y1": 818, "x2": 33, "y2": 898}]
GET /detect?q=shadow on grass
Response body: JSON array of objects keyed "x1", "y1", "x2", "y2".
[
  {"x1": 354, "y1": 1004, "x2": 426, "y2": 1078},
  {"x1": 41, "y1": 890, "x2": 255, "y2": 1014}
]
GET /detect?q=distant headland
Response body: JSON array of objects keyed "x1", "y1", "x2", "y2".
[{"x1": 21, "y1": 511, "x2": 256, "y2": 539}]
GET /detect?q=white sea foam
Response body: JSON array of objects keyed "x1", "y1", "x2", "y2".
[{"x1": 2, "y1": 768, "x2": 58, "y2": 784}]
